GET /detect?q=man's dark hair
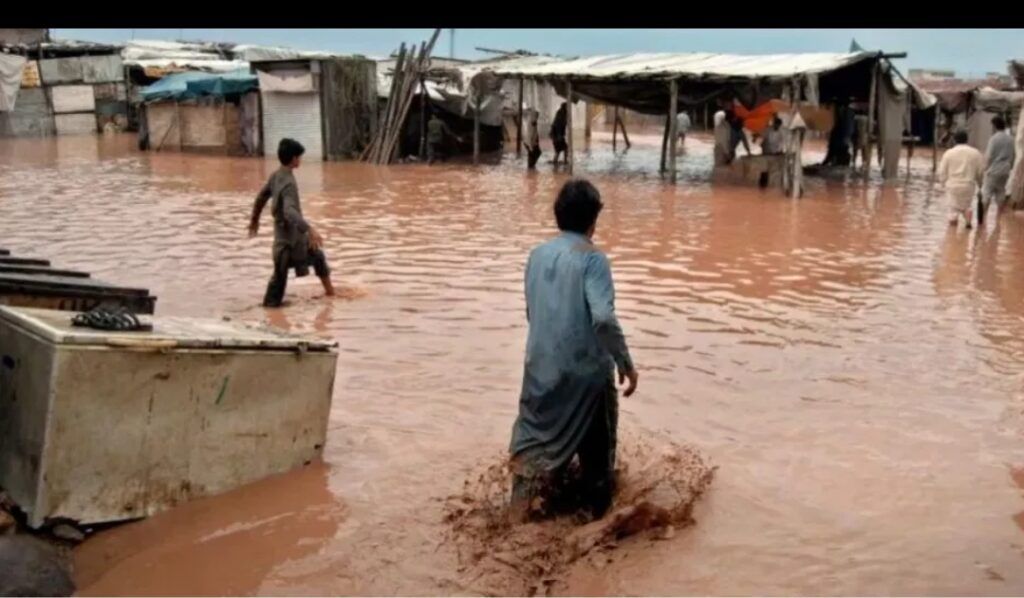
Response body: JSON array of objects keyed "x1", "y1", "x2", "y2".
[
  {"x1": 954, "y1": 130, "x2": 969, "y2": 145},
  {"x1": 277, "y1": 138, "x2": 305, "y2": 165},
  {"x1": 554, "y1": 179, "x2": 603, "y2": 234},
  {"x1": 992, "y1": 115, "x2": 1007, "y2": 131}
]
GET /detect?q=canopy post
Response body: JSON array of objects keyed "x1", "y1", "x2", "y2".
[
  {"x1": 473, "y1": 91, "x2": 480, "y2": 165},
  {"x1": 618, "y1": 110, "x2": 631, "y2": 148},
  {"x1": 659, "y1": 114, "x2": 669, "y2": 174},
  {"x1": 668, "y1": 78, "x2": 679, "y2": 183},
  {"x1": 612, "y1": 106, "x2": 619, "y2": 151},
  {"x1": 516, "y1": 77, "x2": 524, "y2": 158},
  {"x1": 864, "y1": 60, "x2": 878, "y2": 179},
  {"x1": 566, "y1": 79, "x2": 574, "y2": 175},
  {"x1": 906, "y1": 96, "x2": 913, "y2": 177},
  {"x1": 419, "y1": 76, "x2": 427, "y2": 160}
]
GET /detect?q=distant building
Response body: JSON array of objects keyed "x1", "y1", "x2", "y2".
[{"x1": 909, "y1": 68, "x2": 956, "y2": 80}]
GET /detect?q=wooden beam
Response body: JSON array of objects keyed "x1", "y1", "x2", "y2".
[
  {"x1": 668, "y1": 78, "x2": 679, "y2": 183},
  {"x1": 864, "y1": 61, "x2": 878, "y2": 179},
  {"x1": 566, "y1": 80, "x2": 574, "y2": 175},
  {"x1": 516, "y1": 77, "x2": 524, "y2": 158}
]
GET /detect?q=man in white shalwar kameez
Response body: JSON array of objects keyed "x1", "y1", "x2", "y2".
[{"x1": 938, "y1": 130, "x2": 985, "y2": 229}]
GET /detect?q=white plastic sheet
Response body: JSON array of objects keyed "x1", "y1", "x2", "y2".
[
  {"x1": 257, "y1": 69, "x2": 314, "y2": 93},
  {"x1": 0, "y1": 54, "x2": 27, "y2": 112}
]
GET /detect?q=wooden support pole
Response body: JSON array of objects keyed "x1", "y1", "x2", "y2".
[
  {"x1": 618, "y1": 112, "x2": 631, "y2": 149},
  {"x1": 791, "y1": 128, "x2": 804, "y2": 199},
  {"x1": 668, "y1": 78, "x2": 679, "y2": 183},
  {"x1": 584, "y1": 102, "x2": 592, "y2": 141},
  {"x1": 704, "y1": 103, "x2": 709, "y2": 131},
  {"x1": 419, "y1": 76, "x2": 427, "y2": 160},
  {"x1": 906, "y1": 96, "x2": 913, "y2": 177},
  {"x1": 566, "y1": 80, "x2": 574, "y2": 175},
  {"x1": 864, "y1": 61, "x2": 878, "y2": 179},
  {"x1": 516, "y1": 77, "x2": 524, "y2": 158},
  {"x1": 788, "y1": 78, "x2": 803, "y2": 199},
  {"x1": 473, "y1": 91, "x2": 480, "y2": 165},
  {"x1": 659, "y1": 114, "x2": 669, "y2": 173},
  {"x1": 612, "y1": 106, "x2": 619, "y2": 151},
  {"x1": 932, "y1": 106, "x2": 939, "y2": 173}
]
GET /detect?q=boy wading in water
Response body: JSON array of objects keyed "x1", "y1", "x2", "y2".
[
  {"x1": 249, "y1": 138, "x2": 335, "y2": 307},
  {"x1": 509, "y1": 179, "x2": 639, "y2": 521}
]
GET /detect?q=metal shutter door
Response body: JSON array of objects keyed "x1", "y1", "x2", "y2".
[{"x1": 261, "y1": 92, "x2": 322, "y2": 160}]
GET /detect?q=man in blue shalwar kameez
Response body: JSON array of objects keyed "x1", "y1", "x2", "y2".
[{"x1": 509, "y1": 179, "x2": 639, "y2": 520}]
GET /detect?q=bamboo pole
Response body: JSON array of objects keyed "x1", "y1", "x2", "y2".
[
  {"x1": 668, "y1": 79, "x2": 679, "y2": 183},
  {"x1": 566, "y1": 80, "x2": 574, "y2": 175},
  {"x1": 864, "y1": 61, "x2": 878, "y2": 179},
  {"x1": 389, "y1": 42, "x2": 424, "y2": 160},
  {"x1": 612, "y1": 106, "x2": 619, "y2": 151},
  {"x1": 516, "y1": 77, "x2": 524, "y2": 157},
  {"x1": 382, "y1": 30, "x2": 440, "y2": 164},
  {"x1": 369, "y1": 43, "x2": 406, "y2": 161}
]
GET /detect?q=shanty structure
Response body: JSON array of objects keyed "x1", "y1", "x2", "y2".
[
  {"x1": 911, "y1": 73, "x2": 1021, "y2": 152},
  {"x1": 1, "y1": 35, "x2": 126, "y2": 138},
  {"x1": 138, "y1": 69, "x2": 260, "y2": 156},
  {"x1": 252, "y1": 56, "x2": 377, "y2": 161},
  {"x1": 480, "y1": 51, "x2": 930, "y2": 192},
  {"x1": 375, "y1": 55, "x2": 506, "y2": 160}
]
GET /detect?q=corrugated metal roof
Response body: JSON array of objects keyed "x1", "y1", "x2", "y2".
[{"x1": 478, "y1": 51, "x2": 877, "y2": 81}]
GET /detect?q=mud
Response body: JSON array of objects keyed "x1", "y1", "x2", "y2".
[{"x1": 442, "y1": 432, "x2": 715, "y2": 596}]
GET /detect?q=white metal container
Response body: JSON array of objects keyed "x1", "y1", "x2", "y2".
[{"x1": 0, "y1": 306, "x2": 337, "y2": 527}]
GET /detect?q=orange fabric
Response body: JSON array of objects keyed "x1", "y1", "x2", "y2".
[{"x1": 733, "y1": 99, "x2": 789, "y2": 134}]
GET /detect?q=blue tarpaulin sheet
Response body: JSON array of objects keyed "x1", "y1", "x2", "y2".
[{"x1": 140, "y1": 69, "x2": 257, "y2": 102}]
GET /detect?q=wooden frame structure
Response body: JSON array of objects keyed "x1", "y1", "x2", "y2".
[{"x1": 485, "y1": 50, "x2": 922, "y2": 190}]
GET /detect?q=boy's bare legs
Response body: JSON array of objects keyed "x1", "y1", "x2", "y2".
[{"x1": 320, "y1": 275, "x2": 335, "y2": 297}]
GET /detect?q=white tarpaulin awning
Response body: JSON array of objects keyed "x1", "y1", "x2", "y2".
[
  {"x1": 477, "y1": 52, "x2": 878, "y2": 81},
  {"x1": 234, "y1": 45, "x2": 338, "y2": 63},
  {"x1": 0, "y1": 54, "x2": 27, "y2": 112}
]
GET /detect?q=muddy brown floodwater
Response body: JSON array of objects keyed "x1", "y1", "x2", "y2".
[{"x1": 2, "y1": 130, "x2": 1024, "y2": 596}]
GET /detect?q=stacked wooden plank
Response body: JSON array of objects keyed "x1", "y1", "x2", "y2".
[
  {"x1": 361, "y1": 29, "x2": 441, "y2": 165},
  {"x1": 0, "y1": 249, "x2": 156, "y2": 314}
]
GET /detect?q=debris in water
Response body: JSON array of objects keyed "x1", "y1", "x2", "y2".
[
  {"x1": 442, "y1": 430, "x2": 716, "y2": 594},
  {"x1": 50, "y1": 523, "x2": 85, "y2": 543}
]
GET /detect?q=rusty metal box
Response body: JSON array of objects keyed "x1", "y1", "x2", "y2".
[{"x1": 0, "y1": 306, "x2": 337, "y2": 527}]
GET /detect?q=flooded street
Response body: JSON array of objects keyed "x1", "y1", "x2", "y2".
[{"x1": 2, "y1": 131, "x2": 1024, "y2": 595}]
